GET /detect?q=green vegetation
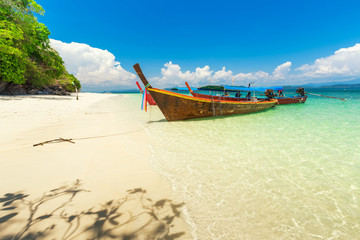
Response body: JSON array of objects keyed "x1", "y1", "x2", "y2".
[
  {"x1": 197, "y1": 85, "x2": 226, "y2": 91},
  {"x1": 0, "y1": 0, "x2": 81, "y2": 93}
]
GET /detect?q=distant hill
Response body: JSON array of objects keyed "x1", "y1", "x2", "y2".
[
  {"x1": 305, "y1": 78, "x2": 360, "y2": 87},
  {"x1": 321, "y1": 83, "x2": 360, "y2": 89},
  {"x1": 105, "y1": 89, "x2": 139, "y2": 93},
  {"x1": 284, "y1": 78, "x2": 360, "y2": 89}
]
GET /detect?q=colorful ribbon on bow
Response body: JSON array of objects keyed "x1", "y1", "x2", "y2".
[{"x1": 141, "y1": 87, "x2": 148, "y2": 112}]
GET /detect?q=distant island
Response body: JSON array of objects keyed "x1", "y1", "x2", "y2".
[
  {"x1": 320, "y1": 83, "x2": 360, "y2": 89},
  {"x1": 115, "y1": 80, "x2": 360, "y2": 94},
  {"x1": 0, "y1": 0, "x2": 80, "y2": 95},
  {"x1": 284, "y1": 78, "x2": 360, "y2": 89}
]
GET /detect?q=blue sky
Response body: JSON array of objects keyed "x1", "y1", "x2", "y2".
[{"x1": 36, "y1": 0, "x2": 360, "y2": 91}]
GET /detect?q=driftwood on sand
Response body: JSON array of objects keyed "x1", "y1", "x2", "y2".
[{"x1": 33, "y1": 138, "x2": 75, "y2": 147}]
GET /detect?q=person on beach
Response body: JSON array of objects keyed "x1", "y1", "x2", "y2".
[
  {"x1": 235, "y1": 91, "x2": 241, "y2": 98},
  {"x1": 278, "y1": 90, "x2": 284, "y2": 97},
  {"x1": 246, "y1": 92, "x2": 251, "y2": 98}
]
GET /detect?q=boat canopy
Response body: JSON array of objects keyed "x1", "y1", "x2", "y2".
[
  {"x1": 223, "y1": 85, "x2": 284, "y2": 92},
  {"x1": 197, "y1": 85, "x2": 284, "y2": 92},
  {"x1": 170, "y1": 87, "x2": 195, "y2": 91},
  {"x1": 170, "y1": 85, "x2": 284, "y2": 92}
]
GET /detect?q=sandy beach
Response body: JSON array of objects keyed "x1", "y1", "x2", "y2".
[
  {"x1": 0, "y1": 93, "x2": 191, "y2": 239},
  {"x1": 2, "y1": 0, "x2": 360, "y2": 238},
  {"x1": 1, "y1": 91, "x2": 359, "y2": 239}
]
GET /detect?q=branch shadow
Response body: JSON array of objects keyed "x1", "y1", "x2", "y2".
[{"x1": 0, "y1": 181, "x2": 186, "y2": 240}]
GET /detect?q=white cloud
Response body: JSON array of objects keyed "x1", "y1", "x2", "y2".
[
  {"x1": 151, "y1": 43, "x2": 360, "y2": 87},
  {"x1": 272, "y1": 61, "x2": 291, "y2": 80},
  {"x1": 296, "y1": 43, "x2": 360, "y2": 78},
  {"x1": 231, "y1": 62, "x2": 291, "y2": 85},
  {"x1": 151, "y1": 61, "x2": 213, "y2": 87},
  {"x1": 152, "y1": 44, "x2": 360, "y2": 87},
  {"x1": 152, "y1": 61, "x2": 293, "y2": 87},
  {"x1": 213, "y1": 67, "x2": 233, "y2": 83},
  {"x1": 50, "y1": 39, "x2": 360, "y2": 90},
  {"x1": 151, "y1": 61, "x2": 294, "y2": 87},
  {"x1": 234, "y1": 71, "x2": 270, "y2": 82},
  {"x1": 50, "y1": 39, "x2": 136, "y2": 86}
]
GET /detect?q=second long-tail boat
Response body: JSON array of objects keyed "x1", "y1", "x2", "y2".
[
  {"x1": 133, "y1": 63, "x2": 278, "y2": 121},
  {"x1": 136, "y1": 81, "x2": 156, "y2": 105},
  {"x1": 184, "y1": 83, "x2": 308, "y2": 104}
]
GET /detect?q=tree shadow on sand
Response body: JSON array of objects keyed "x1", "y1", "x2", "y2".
[{"x1": 0, "y1": 180, "x2": 186, "y2": 240}]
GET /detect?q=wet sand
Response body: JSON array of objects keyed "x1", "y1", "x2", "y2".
[{"x1": 0, "y1": 93, "x2": 190, "y2": 239}]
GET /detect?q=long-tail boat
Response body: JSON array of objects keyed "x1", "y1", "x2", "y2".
[
  {"x1": 184, "y1": 83, "x2": 307, "y2": 104},
  {"x1": 133, "y1": 63, "x2": 278, "y2": 121}
]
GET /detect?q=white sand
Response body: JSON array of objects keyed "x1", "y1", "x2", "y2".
[{"x1": 0, "y1": 93, "x2": 190, "y2": 239}]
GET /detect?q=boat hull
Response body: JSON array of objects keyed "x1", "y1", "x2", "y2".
[
  {"x1": 149, "y1": 88, "x2": 277, "y2": 121},
  {"x1": 277, "y1": 96, "x2": 307, "y2": 104}
]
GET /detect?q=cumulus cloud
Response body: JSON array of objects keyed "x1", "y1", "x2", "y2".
[
  {"x1": 151, "y1": 61, "x2": 213, "y2": 87},
  {"x1": 272, "y1": 62, "x2": 292, "y2": 79},
  {"x1": 50, "y1": 39, "x2": 360, "y2": 90},
  {"x1": 151, "y1": 61, "x2": 291, "y2": 87},
  {"x1": 231, "y1": 62, "x2": 291, "y2": 84},
  {"x1": 213, "y1": 67, "x2": 233, "y2": 81},
  {"x1": 296, "y1": 43, "x2": 360, "y2": 78},
  {"x1": 50, "y1": 39, "x2": 136, "y2": 86},
  {"x1": 152, "y1": 42, "x2": 360, "y2": 87},
  {"x1": 234, "y1": 71, "x2": 270, "y2": 82}
]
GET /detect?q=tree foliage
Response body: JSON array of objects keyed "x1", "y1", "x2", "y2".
[{"x1": 0, "y1": 0, "x2": 80, "y2": 90}]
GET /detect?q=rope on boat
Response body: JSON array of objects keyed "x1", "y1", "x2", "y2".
[{"x1": 306, "y1": 92, "x2": 346, "y2": 101}]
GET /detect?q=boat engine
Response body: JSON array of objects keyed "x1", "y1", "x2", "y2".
[
  {"x1": 296, "y1": 87, "x2": 305, "y2": 96},
  {"x1": 265, "y1": 89, "x2": 276, "y2": 98}
]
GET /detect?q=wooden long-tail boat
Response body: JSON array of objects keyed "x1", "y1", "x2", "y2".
[
  {"x1": 184, "y1": 82, "x2": 307, "y2": 104},
  {"x1": 274, "y1": 96, "x2": 307, "y2": 104},
  {"x1": 133, "y1": 63, "x2": 278, "y2": 121}
]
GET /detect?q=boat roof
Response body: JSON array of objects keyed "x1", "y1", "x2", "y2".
[
  {"x1": 169, "y1": 85, "x2": 284, "y2": 92},
  {"x1": 197, "y1": 85, "x2": 284, "y2": 92},
  {"x1": 170, "y1": 87, "x2": 192, "y2": 91},
  {"x1": 223, "y1": 85, "x2": 284, "y2": 92}
]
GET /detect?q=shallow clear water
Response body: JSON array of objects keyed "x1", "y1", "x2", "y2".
[{"x1": 134, "y1": 89, "x2": 360, "y2": 239}]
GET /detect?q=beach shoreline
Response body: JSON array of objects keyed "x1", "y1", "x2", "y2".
[{"x1": 0, "y1": 93, "x2": 191, "y2": 239}]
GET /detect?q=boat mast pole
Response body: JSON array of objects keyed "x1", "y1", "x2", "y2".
[
  {"x1": 133, "y1": 63, "x2": 152, "y2": 88},
  {"x1": 248, "y1": 81, "x2": 255, "y2": 98},
  {"x1": 253, "y1": 82, "x2": 255, "y2": 98}
]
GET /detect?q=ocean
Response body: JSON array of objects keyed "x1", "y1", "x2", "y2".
[{"x1": 134, "y1": 88, "x2": 360, "y2": 239}]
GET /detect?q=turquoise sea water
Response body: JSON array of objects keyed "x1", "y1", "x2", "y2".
[{"x1": 134, "y1": 89, "x2": 360, "y2": 239}]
